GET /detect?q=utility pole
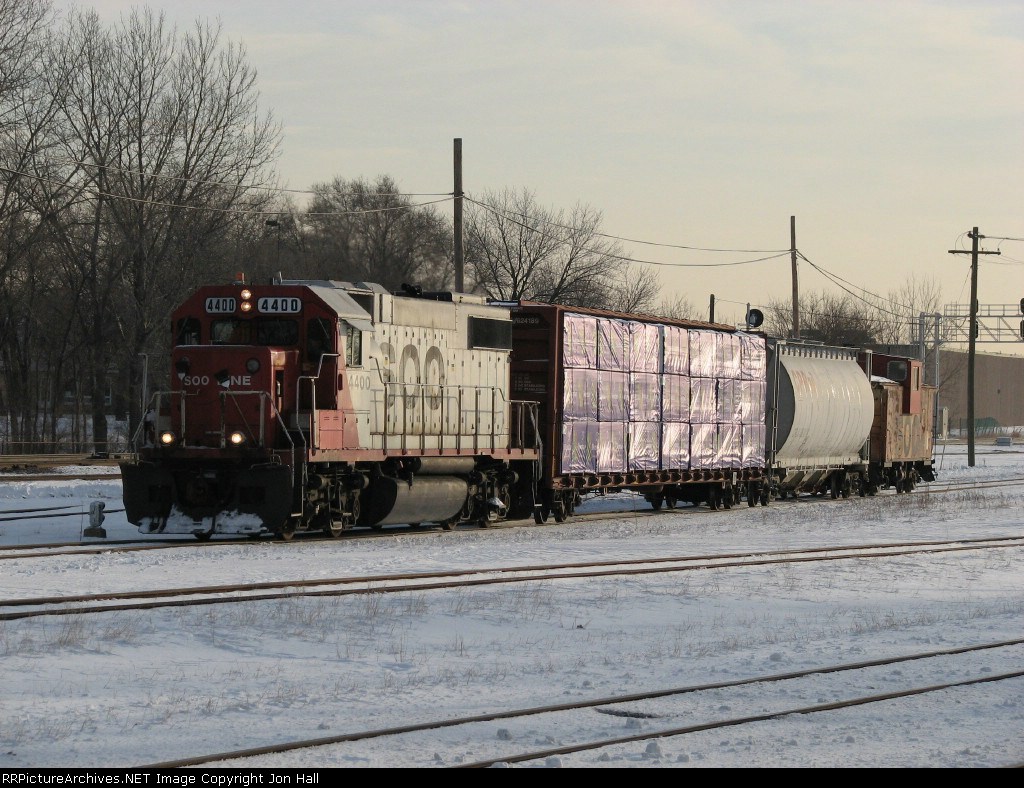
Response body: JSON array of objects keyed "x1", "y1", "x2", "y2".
[
  {"x1": 790, "y1": 216, "x2": 799, "y2": 339},
  {"x1": 453, "y1": 138, "x2": 464, "y2": 293},
  {"x1": 948, "y1": 227, "x2": 1000, "y2": 467}
]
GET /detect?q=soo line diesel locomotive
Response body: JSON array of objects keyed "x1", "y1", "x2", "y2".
[{"x1": 120, "y1": 277, "x2": 936, "y2": 540}]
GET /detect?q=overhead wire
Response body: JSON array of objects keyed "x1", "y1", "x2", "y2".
[
  {"x1": 0, "y1": 164, "x2": 455, "y2": 217},
  {"x1": 64, "y1": 158, "x2": 452, "y2": 198},
  {"x1": 463, "y1": 195, "x2": 791, "y2": 269}
]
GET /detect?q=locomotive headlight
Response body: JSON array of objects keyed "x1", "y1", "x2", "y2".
[
  {"x1": 246, "y1": 358, "x2": 260, "y2": 373},
  {"x1": 240, "y1": 288, "x2": 252, "y2": 300},
  {"x1": 159, "y1": 431, "x2": 176, "y2": 446},
  {"x1": 240, "y1": 300, "x2": 252, "y2": 312},
  {"x1": 229, "y1": 431, "x2": 246, "y2": 446}
]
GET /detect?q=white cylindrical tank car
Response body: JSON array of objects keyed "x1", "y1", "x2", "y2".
[{"x1": 766, "y1": 341, "x2": 875, "y2": 498}]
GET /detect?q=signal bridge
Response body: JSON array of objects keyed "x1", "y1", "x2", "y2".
[{"x1": 937, "y1": 302, "x2": 1024, "y2": 343}]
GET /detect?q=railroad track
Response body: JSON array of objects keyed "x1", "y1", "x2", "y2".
[
  {"x1": 4, "y1": 535, "x2": 1023, "y2": 621},
  {"x1": 0, "y1": 453, "x2": 127, "y2": 470},
  {"x1": 136, "y1": 638, "x2": 1024, "y2": 768},
  {"x1": 4, "y1": 474, "x2": 1024, "y2": 556}
]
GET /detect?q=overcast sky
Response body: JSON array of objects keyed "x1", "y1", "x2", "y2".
[{"x1": 62, "y1": 1, "x2": 1023, "y2": 332}]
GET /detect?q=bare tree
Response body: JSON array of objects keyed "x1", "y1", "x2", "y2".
[
  {"x1": 44, "y1": 8, "x2": 282, "y2": 451},
  {"x1": 655, "y1": 293, "x2": 699, "y2": 321},
  {"x1": 0, "y1": 0, "x2": 52, "y2": 132},
  {"x1": 465, "y1": 188, "x2": 627, "y2": 307},
  {"x1": 873, "y1": 274, "x2": 944, "y2": 345},
  {"x1": 766, "y1": 291, "x2": 880, "y2": 347},
  {"x1": 604, "y1": 265, "x2": 698, "y2": 320},
  {"x1": 303, "y1": 176, "x2": 452, "y2": 291}
]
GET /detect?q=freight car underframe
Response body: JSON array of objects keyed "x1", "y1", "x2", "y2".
[
  {"x1": 766, "y1": 458, "x2": 935, "y2": 501},
  {"x1": 544, "y1": 467, "x2": 769, "y2": 518},
  {"x1": 540, "y1": 456, "x2": 936, "y2": 519}
]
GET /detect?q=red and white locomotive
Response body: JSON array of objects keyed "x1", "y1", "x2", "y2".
[{"x1": 122, "y1": 277, "x2": 540, "y2": 539}]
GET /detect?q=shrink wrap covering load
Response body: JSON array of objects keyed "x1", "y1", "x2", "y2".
[
  {"x1": 629, "y1": 372, "x2": 662, "y2": 422},
  {"x1": 598, "y1": 319, "x2": 629, "y2": 371},
  {"x1": 629, "y1": 422, "x2": 661, "y2": 470}
]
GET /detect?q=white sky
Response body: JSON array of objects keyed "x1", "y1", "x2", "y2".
[
  {"x1": 1, "y1": 442, "x2": 1023, "y2": 768},
  {"x1": 57, "y1": 1, "x2": 1024, "y2": 330}
]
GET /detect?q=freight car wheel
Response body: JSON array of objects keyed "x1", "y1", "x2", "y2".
[
  {"x1": 746, "y1": 481, "x2": 757, "y2": 507},
  {"x1": 759, "y1": 484, "x2": 771, "y2": 507},
  {"x1": 194, "y1": 531, "x2": 213, "y2": 542},
  {"x1": 650, "y1": 493, "x2": 664, "y2": 510}
]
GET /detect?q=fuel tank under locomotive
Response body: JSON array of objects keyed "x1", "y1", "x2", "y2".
[{"x1": 355, "y1": 458, "x2": 476, "y2": 527}]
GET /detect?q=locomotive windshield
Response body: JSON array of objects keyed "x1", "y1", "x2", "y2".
[{"x1": 211, "y1": 318, "x2": 299, "y2": 346}]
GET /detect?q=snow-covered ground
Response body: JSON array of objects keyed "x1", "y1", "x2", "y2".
[{"x1": 0, "y1": 441, "x2": 1022, "y2": 768}]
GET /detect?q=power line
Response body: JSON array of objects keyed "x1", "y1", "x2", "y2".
[
  {"x1": 464, "y1": 196, "x2": 791, "y2": 269},
  {"x1": 67, "y1": 159, "x2": 450, "y2": 197},
  {"x1": 466, "y1": 193, "x2": 787, "y2": 254},
  {"x1": 0, "y1": 164, "x2": 455, "y2": 217}
]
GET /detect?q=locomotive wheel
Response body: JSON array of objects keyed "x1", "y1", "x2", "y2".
[
  {"x1": 439, "y1": 517, "x2": 458, "y2": 531},
  {"x1": 323, "y1": 520, "x2": 344, "y2": 538},
  {"x1": 277, "y1": 525, "x2": 296, "y2": 541}
]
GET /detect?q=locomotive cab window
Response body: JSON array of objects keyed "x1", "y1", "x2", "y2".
[
  {"x1": 212, "y1": 319, "x2": 250, "y2": 345},
  {"x1": 212, "y1": 318, "x2": 298, "y2": 346},
  {"x1": 468, "y1": 317, "x2": 513, "y2": 350},
  {"x1": 307, "y1": 317, "x2": 334, "y2": 362},
  {"x1": 175, "y1": 317, "x2": 200, "y2": 346},
  {"x1": 342, "y1": 322, "x2": 363, "y2": 367}
]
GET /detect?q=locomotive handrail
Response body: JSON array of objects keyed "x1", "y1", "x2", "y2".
[
  {"x1": 381, "y1": 381, "x2": 515, "y2": 454},
  {"x1": 509, "y1": 399, "x2": 541, "y2": 451},
  {"x1": 218, "y1": 390, "x2": 273, "y2": 448},
  {"x1": 132, "y1": 390, "x2": 197, "y2": 451},
  {"x1": 295, "y1": 353, "x2": 340, "y2": 452}
]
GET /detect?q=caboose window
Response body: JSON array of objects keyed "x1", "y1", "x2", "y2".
[
  {"x1": 175, "y1": 317, "x2": 201, "y2": 346},
  {"x1": 469, "y1": 317, "x2": 512, "y2": 350}
]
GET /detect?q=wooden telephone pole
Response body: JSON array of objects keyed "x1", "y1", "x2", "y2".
[
  {"x1": 948, "y1": 227, "x2": 1000, "y2": 467},
  {"x1": 790, "y1": 216, "x2": 800, "y2": 339},
  {"x1": 453, "y1": 138, "x2": 464, "y2": 293}
]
